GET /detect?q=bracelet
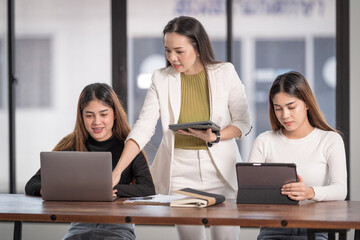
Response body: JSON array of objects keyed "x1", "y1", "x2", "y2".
[{"x1": 207, "y1": 131, "x2": 220, "y2": 148}]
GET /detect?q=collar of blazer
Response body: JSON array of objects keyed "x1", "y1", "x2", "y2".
[
  {"x1": 165, "y1": 62, "x2": 224, "y2": 77},
  {"x1": 166, "y1": 63, "x2": 224, "y2": 125}
]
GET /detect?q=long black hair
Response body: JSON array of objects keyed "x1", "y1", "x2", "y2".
[
  {"x1": 269, "y1": 71, "x2": 336, "y2": 133},
  {"x1": 163, "y1": 16, "x2": 219, "y2": 68},
  {"x1": 53, "y1": 83, "x2": 130, "y2": 151}
]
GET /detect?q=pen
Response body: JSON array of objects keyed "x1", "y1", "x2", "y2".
[{"x1": 128, "y1": 196, "x2": 154, "y2": 200}]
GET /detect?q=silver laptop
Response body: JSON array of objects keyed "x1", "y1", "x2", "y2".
[{"x1": 40, "y1": 151, "x2": 115, "y2": 201}]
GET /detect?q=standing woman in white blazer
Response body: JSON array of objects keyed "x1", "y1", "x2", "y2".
[{"x1": 112, "y1": 16, "x2": 252, "y2": 240}]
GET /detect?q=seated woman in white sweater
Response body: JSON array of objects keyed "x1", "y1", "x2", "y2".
[{"x1": 248, "y1": 71, "x2": 347, "y2": 240}]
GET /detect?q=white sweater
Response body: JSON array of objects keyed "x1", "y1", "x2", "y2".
[{"x1": 248, "y1": 128, "x2": 347, "y2": 201}]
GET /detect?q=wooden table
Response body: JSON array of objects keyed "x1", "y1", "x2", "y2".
[{"x1": 1, "y1": 194, "x2": 360, "y2": 240}]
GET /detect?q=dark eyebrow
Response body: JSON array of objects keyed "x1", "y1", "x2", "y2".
[
  {"x1": 164, "y1": 46, "x2": 184, "y2": 50},
  {"x1": 84, "y1": 109, "x2": 109, "y2": 114},
  {"x1": 273, "y1": 101, "x2": 296, "y2": 107}
]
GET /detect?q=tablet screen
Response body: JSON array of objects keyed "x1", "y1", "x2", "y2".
[
  {"x1": 236, "y1": 163, "x2": 298, "y2": 188},
  {"x1": 236, "y1": 162, "x2": 299, "y2": 205}
]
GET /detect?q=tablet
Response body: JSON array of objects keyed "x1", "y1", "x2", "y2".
[
  {"x1": 236, "y1": 162, "x2": 299, "y2": 205},
  {"x1": 169, "y1": 121, "x2": 220, "y2": 132}
]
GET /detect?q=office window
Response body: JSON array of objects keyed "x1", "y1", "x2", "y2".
[
  {"x1": 15, "y1": 38, "x2": 52, "y2": 108},
  {"x1": 254, "y1": 40, "x2": 306, "y2": 135},
  {"x1": 1, "y1": 37, "x2": 52, "y2": 109},
  {"x1": 128, "y1": 0, "x2": 335, "y2": 163},
  {"x1": 0, "y1": 39, "x2": 4, "y2": 108},
  {"x1": 233, "y1": 0, "x2": 336, "y2": 159},
  {"x1": 128, "y1": 0, "x2": 230, "y2": 164},
  {"x1": 252, "y1": 38, "x2": 336, "y2": 136},
  {"x1": 0, "y1": 0, "x2": 10, "y2": 193},
  {"x1": 130, "y1": 37, "x2": 164, "y2": 162},
  {"x1": 314, "y1": 37, "x2": 336, "y2": 127},
  {"x1": 130, "y1": 37, "x2": 240, "y2": 163},
  {"x1": 15, "y1": 0, "x2": 111, "y2": 192}
]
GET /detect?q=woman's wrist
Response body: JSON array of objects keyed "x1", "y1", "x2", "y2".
[
  {"x1": 207, "y1": 131, "x2": 221, "y2": 147},
  {"x1": 307, "y1": 187, "x2": 315, "y2": 200},
  {"x1": 113, "y1": 165, "x2": 123, "y2": 175},
  {"x1": 210, "y1": 132, "x2": 217, "y2": 142}
]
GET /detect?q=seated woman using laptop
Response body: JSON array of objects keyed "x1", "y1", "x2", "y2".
[
  {"x1": 25, "y1": 83, "x2": 155, "y2": 240},
  {"x1": 248, "y1": 71, "x2": 347, "y2": 240}
]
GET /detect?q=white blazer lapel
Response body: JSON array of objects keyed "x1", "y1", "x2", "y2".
[
  {"x1": 168, "y1": 69, "x2": 181, "y2": 124},
  {"x1": 207, "y1": 66, "x2": 218, "y2": 120}
]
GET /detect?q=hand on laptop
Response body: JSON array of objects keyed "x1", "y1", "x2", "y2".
[
  {"x1": 281, "y1": 175, "x2": 315, "y2": 201},
  {"x1": 113, "y1": 189, "x2": 118, "y2": 198}
]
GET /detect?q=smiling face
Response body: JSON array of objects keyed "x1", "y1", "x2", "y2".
[
  {"x1": 272, "y1": 92, "x2": 313, "y2": 139},
  {"x1": 82, "y1": 99, "x2": 114, "y2": 142},
  {"x1": 164, "y1": 32, "x2": 204, "y2": 75}
]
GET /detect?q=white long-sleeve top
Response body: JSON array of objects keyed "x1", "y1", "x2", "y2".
[{"x1": 248, "y1": 128, "x2": 347, "y2": 201}]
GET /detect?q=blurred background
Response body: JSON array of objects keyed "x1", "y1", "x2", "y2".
[{"x1": 1, "y1": 0, "x2": 359, "y2": 239}]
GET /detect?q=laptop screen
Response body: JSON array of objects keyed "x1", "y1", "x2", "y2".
[{"x1": 40, "y1": 151, "x2": 114, "y2": 201}]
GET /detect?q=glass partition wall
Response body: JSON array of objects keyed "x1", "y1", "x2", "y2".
[
  {"x1": 128, "y1": 0, "x2": 336, "y2": 163},
  {"x1": 233, "y1": 0, "x2": 336, "y2": 159},
  {"x1": 128, "y1": 0, "x2": 231, "y2": 163},
  {"x1": 13, "y1": 0, "x2": 111, "y2": 192},
  {"x1": 0, "y1": 0, "x2": 9, "y2": 193},
  {"x1": 4, "y1": 0, "x2": 336, "y2": 193},
  {"x1": 0, "y1": 1, "x2": 342, "y2": 239}
]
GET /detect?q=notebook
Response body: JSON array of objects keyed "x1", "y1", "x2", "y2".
[
  {"x1": 170, "y1": 188, "x2": 225, "y2": 208},
  {"x1": 40, "y1": 151, "x2": 115, "y2": 201},
  {"x1": 236, "y1": 162, "x2": 299, "y2": 205}
]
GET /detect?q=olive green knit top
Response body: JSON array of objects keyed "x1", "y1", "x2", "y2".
[{"x1": 174, "y1": 70, "x2": 210, "y2": 150}]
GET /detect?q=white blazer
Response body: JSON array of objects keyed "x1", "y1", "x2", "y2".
[{"x1": 127, "y1": 62, "x2": 252, "y2": 195}]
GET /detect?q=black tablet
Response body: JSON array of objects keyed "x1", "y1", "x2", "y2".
[
  {"x1": 236, "y1": 162, "x2": 299, "y2": 205},
  {"x1": 169, "y1": 121, "x2": 220, "y2": 132}
]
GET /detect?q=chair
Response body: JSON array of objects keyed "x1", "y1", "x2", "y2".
[{"x1": 307, "y1": 229, "x2": 347, "y2": 240}]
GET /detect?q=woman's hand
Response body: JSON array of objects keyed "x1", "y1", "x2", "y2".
[
  {"x1": 176, "y1": 128, "x2": 217, "y2": 142},
  {"x1": 111, "y1": 139, "x2": 140, "y2": 188},
  {"x1": 281, "y1": 175, "x2": 315, "y2": 201},
  {"x1": 113, "y1": 189, "x2": 118, "y2": 198}
]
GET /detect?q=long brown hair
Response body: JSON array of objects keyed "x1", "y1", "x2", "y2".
[
  {"x1": 53, "y1": 83, "x2": 130, "y2": 151},
  {"x1": 163, "y1": 16, "x2": 219, "y2": 68},
  {"x1": 268, "y1": 71, "x2": 336, "y2": 132}
]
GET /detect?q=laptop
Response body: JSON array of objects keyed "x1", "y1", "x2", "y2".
[
  {"x1": 236, "y1": 162, "x2": 298, "y2": 205},
  {"x1": 40, "y1": 151, "x2": 115, "y2": 201}
]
